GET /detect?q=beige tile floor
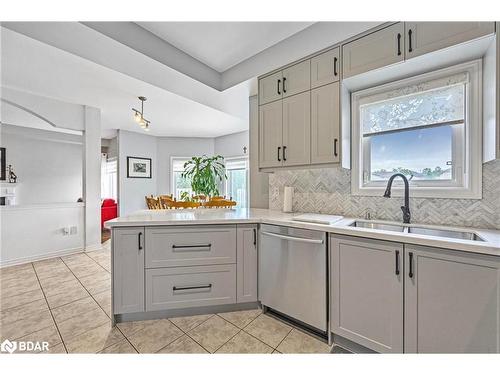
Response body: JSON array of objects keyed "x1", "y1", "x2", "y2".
[{"x1": 1, "y1": 241, "x2": 337, "y2": 354}]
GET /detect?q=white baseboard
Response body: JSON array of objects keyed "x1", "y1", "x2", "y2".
[
  {"x1": 85, "y1": 243, "x2": 103, "y2": 252},
  {"x1": 0, "y1": 247, "x2": 84, "y2": 268}
]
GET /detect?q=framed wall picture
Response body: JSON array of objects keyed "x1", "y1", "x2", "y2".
[
  {"x1": 127, "y1": 156, "x2": 152, "y2": 178},
  {"x1": 0, "y1": 148, "x2": 5, "y2": 181}
]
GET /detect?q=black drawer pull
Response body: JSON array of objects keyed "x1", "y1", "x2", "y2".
[
  {"x1": 173, "y1": 284, "x2": 212, "y2": 292},
  {"x1": 172, "y1": 244, "x2": 211, "y2": 251},
  {"x1": 408, "y1": 29, "x2": 413, "y2": 53},
  {"x1": 277, "y1": 79, "x2": 281, "y2": 95},
  {"x1": 138, "y1": 232, "x2": 143, "y2": 250},
  {"x1": 395, "y1": 250, "x2": 400, "y2": 275},
  {"x1": 334, "y1": 57, "x2": 338, "y2": 76},
  {"x1": 397, "y1": 33, "x2": 402, "y2": 56},
  {"x1": 408, "y1": 252, "x2": 414, "y2": 278}
]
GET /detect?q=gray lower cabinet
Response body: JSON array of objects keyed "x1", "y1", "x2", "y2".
[
  {"x1": 236, "y1": 225, "x2": 258, "y2": 303},
  {"x1": 404, "y1": 245, "x2": 500, "y2": 353},
  {"x1": 145, "y1": 264, "x2": 236, "y2": 311},
  {"x1": 330, "y1": 235, "x2": 404, "y2": 353},
  {"x1": 145, "y1": 225, "x2": 236, "y2": 268},
  {"x1": 112, "y1": 227, "x2": 145, "y2": 314}
]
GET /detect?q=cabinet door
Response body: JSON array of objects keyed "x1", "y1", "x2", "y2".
[
  {"x1": 405, "y1": 245, "x2": 500, "y2": 353},
  {"x1": 112, "y1": 227, "x2": 145, "y2": 314},
  {"x1": 282, "y1": 60, "x2": 311, "y2": 98},
  {"x1": 330, "y1": 235, "x2": 404, "y2": 353},
  {"x1": 311, "y1": 48, "x2": 340, "y2": 88},
  {"x1": 497, "y1": 22, "x2": 500, "y2": 159},
  {"x1": 282, "y1": 91, "x2": 311, "y2": 166},
  {"x1": 405, "y1": 22, "x2": 495, "y2": 59},
  {"x1": 259, "y1": 71, "x2": 282, "y2": 105},
  {"x1": 236, "y1": 225, "x2": 258, "y2": 303},
  {"x1": 311, "y1": 82, "x2": 340, "y2": 164},
  {"x1": 259, "y1": 100, "x2": 283, "y2": 168},
  {"x1": 342, "y1": 23, "x2": 404, "y2": 79}
]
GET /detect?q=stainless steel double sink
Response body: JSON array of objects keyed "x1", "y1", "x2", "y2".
[{"x1": 349, "y1": 220, "x2": 485, "y2": 242}]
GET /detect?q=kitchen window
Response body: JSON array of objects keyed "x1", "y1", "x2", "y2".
[
  {"x1": 351, "y1": 60, "x2": 482, "y2": 199},
  {"x1": 224, "y1": 157, "x2": 248, "y2": 208},
  {"x1": 171, "y1": 157, "x2": 192, "y2": 200}
]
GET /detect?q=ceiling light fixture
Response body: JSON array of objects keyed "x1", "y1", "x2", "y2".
[{"x1": 132, "y1": 96, "x2": 151, "y2": 131}]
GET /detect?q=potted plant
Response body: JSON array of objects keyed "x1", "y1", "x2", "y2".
[{"x1": 181, "y1": 155, "x2": 226, "y2": 201}]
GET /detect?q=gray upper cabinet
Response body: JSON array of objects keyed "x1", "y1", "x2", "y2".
[
  {"x1": 342, "y1": 23, "x2": 404, "y2": 79},
  {"x1": 282, "y1": 60, "x2": 311, "y2": 97},
  {"x1": 259, "y1": 71, "x2": 282, "y2": 105},
  {"x1": 236, "y1": 225, "x2": 258, "y2": 303},
  {"x1": 259, "y1": 100, "x2": 283, "y2": 168},
  {"x1": 330, "y1": 235, "x2": 404, "y2": 353},
  {"x1": 405, "y1": 22, "x2": 495, "y2": 59},
  {"x1": 311, "y1": 82, "x2": 340, "y2": 164},
  {"x1": 404, "y1": 245, "x2": 500, "y2": 353},
  {"x1": 112, "y1": 227, "x2": 145, "y2": 314},
  {"x1": 282, "y1": 91, "x2": 311, "y2": 166},
  {"x1": 311, "y1": 47, "x2": 340, "y2": 88}
]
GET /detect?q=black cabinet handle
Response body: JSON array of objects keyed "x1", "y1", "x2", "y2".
[
  {"x1": 334, "y1": 57, "x2": 338, "y2": 76},
  {"x1": 253, "y1": 228, "x2": 257, "y2": 246},
  {"x1": 173, "y1": 284, "x2": 212, "y2": 292},
  {"x1": 408, "y1": 29, "x2": 413, "y2": 53},
  {"x1": 395, "y1": 250, "x2": 400, "y2": 275},
  {"x1": 277, "y1": 146, "x2": 281, "y2": 162},
  {"x1": 408, "y1": 252, "x2": 414, "y2": 278},
  {"x1": 138, "y1": 232, "x2": 143, "y2": 250},
  {"x1": 283, "y1": 77, "x2": 287, "y2": 93},
  {"x1": 277, "y1": 79, "x2": 281, "y2": 95},
  {"x1": 283, "y1": 146, "x2": 287, "y2": 161},
  {"x1": 397, "y1": 33, "x2": 402, "y2": 56},
  {"x1": 334, "y1": 139, "x2": 338, "y2": 157},
  {"x1": 172, "y1": 244, "x2": 211, "y2": 250}
]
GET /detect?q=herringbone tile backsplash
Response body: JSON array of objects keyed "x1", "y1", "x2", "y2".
[{"x1": 269, "y1": 159, "x2": 500, "y2": 229}]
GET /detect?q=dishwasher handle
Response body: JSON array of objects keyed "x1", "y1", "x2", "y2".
[{"x1": 260, "y1": 231, "x2": 324, "y2": 244}]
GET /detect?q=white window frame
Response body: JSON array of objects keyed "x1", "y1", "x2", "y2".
[
  {"x1": 170, "y1": 156, "x2": 192, "y2": 200},
  {"x1": 223, "y1": 156, "x2": 249, "y2": 208},
  {"x1": 351, "y1": 60, "x2": 482, "y2": 199}
]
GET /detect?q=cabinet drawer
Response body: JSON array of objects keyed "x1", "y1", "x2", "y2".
[
  {"x1": 145, "y1": 264, "x2": 236, "y2": 311},
  {"x1": 145, "y1": 225, "x2": 236, "y2": 268}
]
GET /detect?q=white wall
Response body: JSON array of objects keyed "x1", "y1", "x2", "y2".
[
  {"x1": 118, "y1": 129, "x2": 157, "y2": 216},
  {"x1": 156, "y1": 137, "x2": 214, "y2": 195},
  {"x1": 0, "y1": 124, "x2": 83, "y2": 204},
  {"x1": 248, "y1": 96, "x2": 269, "y2": 208},
  {"x1": 214, "y1": 130, "x2": 249, "y2": 158},
  {"x1": 0, "y1": 204, "x2": 84, "y2": 267}
]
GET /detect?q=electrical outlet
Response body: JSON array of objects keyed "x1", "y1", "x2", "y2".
[
  {"x1": 70, "y1": 226, "x2": 77, "y2": 235},
  {"x1": 62, "y1": 227, "x2": 70, "y2": 236}
]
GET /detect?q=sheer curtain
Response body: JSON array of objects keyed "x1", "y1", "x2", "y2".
[{"x1": 101, "y1": 153, "x2": 117, "y2": 201}]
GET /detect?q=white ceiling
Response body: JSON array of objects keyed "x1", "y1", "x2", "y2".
[
  {"x1": 137, "y1": 22, "x2": 314, "y2": 72},
  {"x1": 1, "y1": 27, "x2": 249, "y2": 138}
]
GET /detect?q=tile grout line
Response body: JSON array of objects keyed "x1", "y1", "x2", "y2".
[{"x1": 30, "y1": 261, "x2": 68, "y2": 353}]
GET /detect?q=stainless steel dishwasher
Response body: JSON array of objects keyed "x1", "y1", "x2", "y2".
[{"x1": 259, "y1": 224, "x2": 327, "y2": 332}]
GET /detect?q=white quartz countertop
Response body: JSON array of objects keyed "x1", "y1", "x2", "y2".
[{"x1": 105, "y1": 208, "x2": 500, "y2": 257}]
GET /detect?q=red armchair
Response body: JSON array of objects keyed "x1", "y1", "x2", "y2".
[{"x1": 101, "y1": 199, "x2": 118, "y2": 228}]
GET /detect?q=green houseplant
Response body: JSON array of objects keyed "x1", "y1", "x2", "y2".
[{"x1": 181, "y1": 155, "x2": 226, "y2": 199}]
